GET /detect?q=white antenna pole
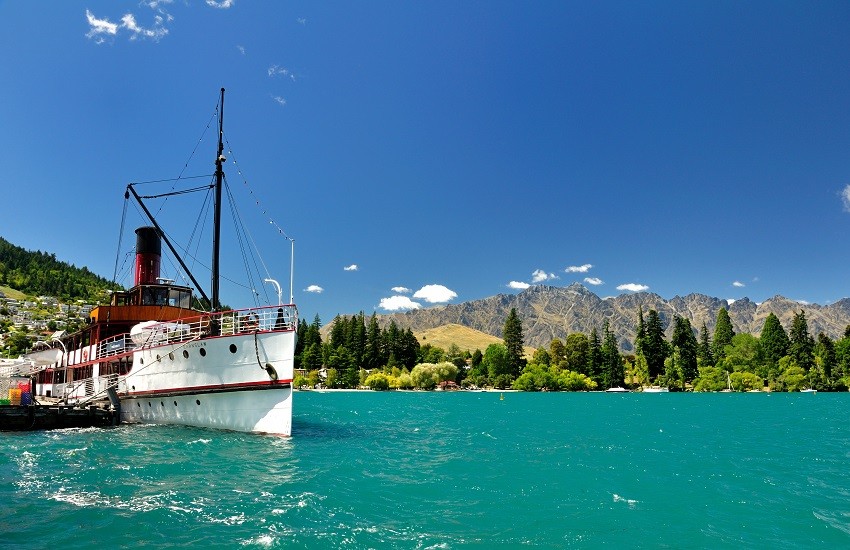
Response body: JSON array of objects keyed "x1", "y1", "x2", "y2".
[{"x1": 289, "y1": 239, "x2": 295, "y2": 305}]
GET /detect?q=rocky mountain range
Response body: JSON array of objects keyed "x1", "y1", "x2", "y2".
[{"x1": 377, "y1": 283, "x2": 850, "y2": 351}]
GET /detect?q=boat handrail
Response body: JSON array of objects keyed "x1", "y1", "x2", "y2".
[{"x1": 92, "y1": 304, "x2": 298, "y2": 361}]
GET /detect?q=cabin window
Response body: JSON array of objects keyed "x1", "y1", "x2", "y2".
[
  {"x1": 168, "y1": 289, "x2": 192, "y2": 308},
  {"x1": 142, "y1": 287, "x2": 169, "y2": 306}
]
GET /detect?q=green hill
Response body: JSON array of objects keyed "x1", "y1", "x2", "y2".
[
  {"x1": 0, "y1": 236, "x2": 120, "y2": 303},
  {"x1": 415, "y1": 323, "x2": 536, "y2": 357}
]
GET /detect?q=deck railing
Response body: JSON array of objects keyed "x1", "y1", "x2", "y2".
[{"x1": 94, "y1": 304, "x2": 298, "y2": 361}]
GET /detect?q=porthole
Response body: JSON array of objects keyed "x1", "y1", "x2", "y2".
[
  {"x1": 200, "y1": 348, "x2": 207, "y2": 357},
  {"x1": 174, "y1": 401, "x2": 178, "y2": 406},
  {"x1": 140, "y1": 357, "x2": 144, "y2": 365},
  {"x1": 169, "y1": 352, "x2": 174, "y2": 361},
  {"x1": 196, "y1": 399, "x2": 201, "y2": 405},
  {"x1": 161, "y1": 401, "x2": 164, "y2": 407},
  {"x1": 156, "y1": 355, "x2": 161, "y2": 362},
  {"x1": 183, "y1": 350, "x2": 189, "y2": 359},
  {"x1": 229, "y1": 344, "x2": 237, "y2": 353},
  {"x1": 137, "y1": 403, "x2": 141, "y2": 408},
  {"x1": 148, "y1": 402, "x2": 152, "y2": 407}
]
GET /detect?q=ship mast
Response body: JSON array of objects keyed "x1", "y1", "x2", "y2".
[{"x1": 211, "y1": 87, "x2": 225, "y2": 312}]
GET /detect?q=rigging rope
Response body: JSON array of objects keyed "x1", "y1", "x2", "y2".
[{"x1": 223, "y1": 133, "x2": 294, "y2": 243}]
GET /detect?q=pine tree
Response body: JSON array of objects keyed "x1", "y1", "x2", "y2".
[
  {"x1": 815, "y1": 332, "x2": 836, "y2": 383},
  {"x1": 789, "y1": 310, "x2": 815, "y2": 371},
  {"x1": 697, "y1": 321, "x2": 714, "y2": 367},
  {"x1": 634, "y1": 305, "x2": 646, "y2": 356},
  {"x1": 364, "y1": 313, "x2": 382, "y2": 369},
  {"x1": 760, "y1": 313, "x2": 790, "y2": 367},
  {"x1": 588, "y1": 327, "x2": 603, "y2": 385},
  {"x1": 712, "y1": 308, "x2": 735, "y2": 361},
  {"x1": 602, "y1": 321, "x2": 624, "y2": 388},
  {"x1": 503, "y1": 307, "x2": 526, "y2": 378},
  {"x1": 643, "y1": 310, "x2": 669, "y2": 380},
  {"x1": 671, "y1": 316, "x2": 698, "y2": 382}
]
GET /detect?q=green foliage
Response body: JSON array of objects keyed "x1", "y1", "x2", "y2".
[
  {"x1": 532, "y1": 347, "x2": 551, "y2": 367},
  {"x1": 630, "y1": 353, "x2": 650, "y2": 387},
  {"x1": 720, "y1": 333, "x2": 763, "y2": 374},
  {"x1": 0, "y1": 236, "x2": 121, "y2": 302},
  {"x1": 778, "y1": 364, "x2": 808, "y2": 392},
  {"x1": 364, "y1": 372, "x2": 391, "y2": 390},
  {"x1": 483, "y1": 343, "x2": 510, "y2": 381},
  {"x1": 789, "y1": 310, "x2": 815, "y2": 371},
  {"x1": 502, "y1": 308, "x2": 526, "y2": 377},
  {"x1": 760, "y1": 313, "x2": 789, "y2": 367},
  {"x1": 730, "y1": 371, "x2": 763, "y2": 391},
  {"x1": 697, "y1": 321, "x2": 714, "y2": 367},
  {"x1": 643, "y1": 310, "x2": 669, "y2": 379},
  {"x1": 4, "y1": 329, "x2": 34, "y2": 357},
  {"x1": 634, "y1": 305, "x2": 646, "y2": 357},
  {"x1": 563, "y1": 333, "x2": 590, "y2": 374},
  {"x1": 693, "y1": 366, "x2": 728, "y2": 392},
  {"x1": 671, "y1": 316, "x2": 698, "y2": 382},
  {"x1": 712, "y1": 308, "x2": 735, "y2": 361},
  {"x1": 602, "y1": 321, "x2": 624, "y2": 389}
]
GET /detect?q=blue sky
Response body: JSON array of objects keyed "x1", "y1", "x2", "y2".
[{"x1": 2, "y1": 1, "x2": 850, "y2": 325}]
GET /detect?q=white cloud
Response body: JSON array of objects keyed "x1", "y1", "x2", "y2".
[
  {"x1": 304, "y1": 285, "x2": 324, "y2": 293},
  {"x1": 121, "y1": 13, "x2": 168, "y2": 41},
  {"x1": 727, "y1": 298, "x2": 737, "y2": 305},
  {"x1": 566, "y1": 264, "x2": 593, "y2": 273},
  {"x1": 508, "y1": 281, "x2": 530, "y2": 290},
  {"x1": 732, "y1": 281, "x2": 745, "y2": 288},
  {"x1": 413, "y1": 284, "x2": 457, "y2": 304},
  {"x1": 617, "y1": 283, "x2": 649, "y2": 292},
  {"x1": 206, "y1": 0, "x2": 234, "y2": 8},
  {"x1": 391, "y1": 286, "x2": 411, "y2": 294},
  {"x1": 297, "y1": 17, "x2": 307, "y2": 25},
  {"x1": 842, "y1": 184, "x2": 850, "y2": 212},
  {"x1": 344, "y1": 264, "x2": 358, "y2": 271},
  {"x1": 268, "y1": 65, "x2": 296, "y2": 81},
  {"x1": 531, "y1": 269, "x2": 558, "y2": 283},
  {"x1": 584, "y1": 277, "x2": 604, "y2": 286},
  {"x1": 237, "y1": 45, "x2": 246, "y2": 55},
  {"x1": 85, "y1": 8, "x2": 168, "y2": 43},
  {"x1": 272, "y1": 96, "x2": 287, "y2": 107},
  {"x1": 379, "y1": 296, "x2": 421, "y2": 311},
  {"x1": 85, "y1": 10, "x2": 118, "y2": 40},
  {"x1": 796, "y1": 299, "x2": 810, "y2": 305}
]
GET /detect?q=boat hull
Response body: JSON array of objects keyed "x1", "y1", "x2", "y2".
[
  {"x1": 120, "y1": 385, "x2": 292, "y2": 435},
  {"x1": 118, "y1": 327, "x2": 296, "y2": 435}
]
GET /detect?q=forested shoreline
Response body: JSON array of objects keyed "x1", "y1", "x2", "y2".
[{"x1": 296, "y1": 306, "x2": 850, "y2": 393}]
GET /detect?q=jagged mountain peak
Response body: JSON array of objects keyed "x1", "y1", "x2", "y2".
[{"x1": 376, "y1": 284, "x2": 850, "y2": 351}]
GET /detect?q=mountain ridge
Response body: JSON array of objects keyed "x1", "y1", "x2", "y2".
[{"x1": 374, "y1": 283, "x2": 850, "y2": 351}]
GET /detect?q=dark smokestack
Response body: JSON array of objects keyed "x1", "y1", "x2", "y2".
[{"x1": 134, "y1": 227, "x2": 161, "y2": 285}]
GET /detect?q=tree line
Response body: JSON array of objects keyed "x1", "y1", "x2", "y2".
[{"x1": 295, "y1": 306, "x2": 850, "y2": 393}]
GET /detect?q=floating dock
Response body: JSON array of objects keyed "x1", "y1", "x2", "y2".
[
  {"x1": 0, "y1": 400, "x2": 117, "y2": 431},
  {"x1": 0, "y1": 369, "x2": 119, "y2": 431}
]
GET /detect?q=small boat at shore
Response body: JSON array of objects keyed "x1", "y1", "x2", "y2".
[
  {"x1": 605, "y1": 386, "x2": 630, "y2": 393},
  {"x1": 800, "y1": 388, "x2": 817, "y2": 394},
  {"x1": 17, "y1": 89, "x2": 298, "y2": 435},
  {"x1": 642, "y1": 386, "x2": 669, "y2": 393}
]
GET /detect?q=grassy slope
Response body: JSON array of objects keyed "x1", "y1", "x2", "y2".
[
  {"x1": 0, "y1": 285, "x2": 26, "y2": 300},
  {"x1": 415, "y1": 323, "x2": 536, "y2": 357}
]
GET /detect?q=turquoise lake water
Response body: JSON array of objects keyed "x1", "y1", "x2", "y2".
[{"x1": 1, "y1": 391, "x2": 849, "y2": 548}]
